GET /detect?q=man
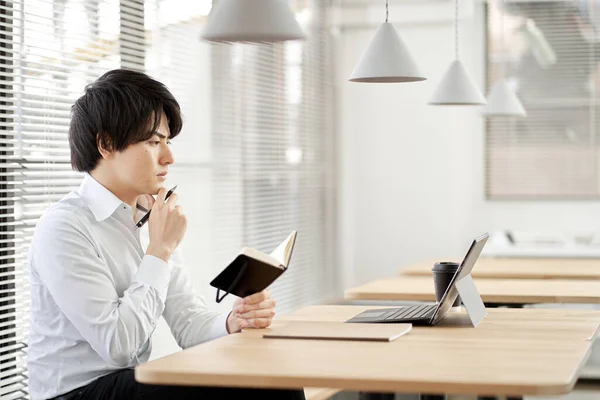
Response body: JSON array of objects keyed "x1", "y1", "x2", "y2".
[{"x1": 27, "y1": 69, "x2": 305, "y2": 400}]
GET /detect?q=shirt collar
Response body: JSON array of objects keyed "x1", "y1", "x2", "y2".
[{"x1": 77, "y1": 173, "x2": 126, "y2": 222}]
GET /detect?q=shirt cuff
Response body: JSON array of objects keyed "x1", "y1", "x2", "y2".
[
  {"x1": 206, "y1": 311, "x2": 230, "y2": 342},
  {"x1": 134, "y1": 254, "x2": 172, "y2": 301}
]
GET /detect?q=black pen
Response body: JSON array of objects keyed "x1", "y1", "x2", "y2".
[{"x1": 134, "y1": 185, "x2": 178, "y2": 231}]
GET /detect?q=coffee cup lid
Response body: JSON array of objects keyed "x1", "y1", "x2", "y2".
[{"x1": 432, "y1": 261, "x2": 459, "y2": 272}]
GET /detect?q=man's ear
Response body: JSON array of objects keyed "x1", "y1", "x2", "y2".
[{"x1": 96, "y1": 133, "x2": 113, "y2": 159}]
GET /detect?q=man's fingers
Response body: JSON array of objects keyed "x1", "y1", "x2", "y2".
[
  {"x1": 166, "y1": 193, "x2": 178, "y2": 208},
  {"x1": 156, "y1": 187, "x2": 168, "y2": 204},
  {"x1": 243, "y1": 290, "x2": 270, "y2": 305},
  {"x1": 238, "y1": 317, "x2": 273, "y2": 329},
  {"x1": 251, "y1": 318, "x2": 272, "y2": 328},
  {"x1": 238, "y1": 308, "x2": 275, "y2": 320},
  {"x1": 235, "y1": 299, "x2": 275, "y2": 314}
]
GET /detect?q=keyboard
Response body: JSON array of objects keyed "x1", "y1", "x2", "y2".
[{"x1": 386, "y1": 304, "x2": 436, "y2": 321}]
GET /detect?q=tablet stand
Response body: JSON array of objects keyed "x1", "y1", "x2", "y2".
[{"x1": 454, "y1": 274, "x2": 487, "y2": 327}]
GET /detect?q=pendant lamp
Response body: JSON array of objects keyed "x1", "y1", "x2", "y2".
[
  {"x1": 349, "y1": 0, "x2": 425, "y2": 83},
  {"x1": 201, "y1": 0, "x2": 305, "y2": 43},
  {"x1": 482, "y1": 0, "x2": 526, "y2": 116},
  {"x1": 429, "y1": 0, "x2": 486, "y2": 105}
]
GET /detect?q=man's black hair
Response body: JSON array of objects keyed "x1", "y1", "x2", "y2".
[{"x1": 69, "y1": 69, "x2": 183, "y2": 172}]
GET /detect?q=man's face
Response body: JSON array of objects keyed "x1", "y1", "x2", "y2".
[{"x1": 109, "y1": 113, "x2": 174, "y2": 196}]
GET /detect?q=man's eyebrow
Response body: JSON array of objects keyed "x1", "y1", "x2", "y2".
[{"x1": 152, "y1": 132, "x2": 171, "y2": 140}]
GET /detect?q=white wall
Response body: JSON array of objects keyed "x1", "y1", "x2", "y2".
[
  {"x1": 149, "y1": 0, "x2": 600, "y2": 361},
  {"x1": 336, "y1": 0, "x2": 600, "y2": 289}
]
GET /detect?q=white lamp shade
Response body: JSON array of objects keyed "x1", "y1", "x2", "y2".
[
  {"x1": 481, "y1": 79, "x2": 526, "y2": 117},
  {"x1": 429, "y1": 60, "x2": 487, "y2": 105},
  {"x1": 349, "y1": 23, "x2": 425, "y2": 83},
  {"x1": 201, "y1": 0, "x2": 305, "y2": 43}
]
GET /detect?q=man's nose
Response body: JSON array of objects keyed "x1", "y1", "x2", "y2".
[{"x1": 160, "y1": 144, "x2": 174, "y2": 165}]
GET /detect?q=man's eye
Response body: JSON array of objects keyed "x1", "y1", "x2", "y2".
[
  {"x1": 167, "y1": 141, "x2": 172, "y2": 145},
  {"x1": 149, "y1": 140, "x2": 160, "y2": 145}
]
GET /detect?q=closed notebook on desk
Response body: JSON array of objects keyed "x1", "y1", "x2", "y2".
[
  {"x1": 262, "y1": 321, "x2": 412, "y2": 342},
  {"x1": 210, "y1": 231, "x2": 297, "y2": 303}
]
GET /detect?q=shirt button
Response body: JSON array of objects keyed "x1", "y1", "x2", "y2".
[{"x1": 151, "y1": 321, "x2": 155, "y2": 327}]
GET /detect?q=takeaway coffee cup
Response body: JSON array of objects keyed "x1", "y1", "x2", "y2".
[{"x1": 432, "y1": 262, "x2": 461, "y2": 307}]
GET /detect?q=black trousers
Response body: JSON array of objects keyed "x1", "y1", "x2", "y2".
[{"x1": 51, "y1": 369, "x2": 306, "y2": 400}]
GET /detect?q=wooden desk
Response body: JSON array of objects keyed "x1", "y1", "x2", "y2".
[
  {"x1": 345, "y1": 276, "x2": 600, "y2": 304},
  {"x1": 135, "y1": 305, "x2": 600, "y2": 397},
  {"x1": 400, "y1": 257, "x2": 600, "y2": 280}
]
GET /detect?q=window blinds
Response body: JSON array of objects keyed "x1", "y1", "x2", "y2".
[
  {"x1": 0, "y1": 0, "x2": 336, "y2": 397},
  {"x1": 209, "y1": 18, "x2": 337, "y2": 313},
  {"x1": 145, "y1": 0, "x2": 337, "y2": 315},
  {"x1": 0, "y1": 0, "x2": 142, "y2": 398},
  {"x1": 486, "y1": 0, "x2": 600, "y2": 199}
]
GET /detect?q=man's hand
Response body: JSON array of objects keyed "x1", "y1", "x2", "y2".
[
  {"x1": 226, "y1": 290, "x2": 276, "y2": 333},
  {"x1": 145, "y1": 188, "x2": 187, "y2": 262}
]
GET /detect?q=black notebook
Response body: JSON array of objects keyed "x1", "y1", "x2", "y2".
[{"x1": 210, "y1": 231, "x2": 297, "y2": 303}]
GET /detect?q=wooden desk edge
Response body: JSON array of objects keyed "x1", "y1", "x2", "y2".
[
  {"x1": 136, "y1": 365, "x2": 342, "y2": 400},
  {"x1": 134, "y1": 361, "x2": 579, "y2": 396}
]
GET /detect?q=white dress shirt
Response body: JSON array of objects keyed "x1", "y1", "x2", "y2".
[{"x1": 27, "y1": 174, "x2": 229, "y2": 400}]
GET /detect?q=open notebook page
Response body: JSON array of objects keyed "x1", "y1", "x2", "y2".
[{"x1": 269, "y1": 231, "x2": 297, "y2": 268}]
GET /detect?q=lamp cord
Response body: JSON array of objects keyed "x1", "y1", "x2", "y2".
[
  {"x1": 385, "y1": 0, "x2": 389, "y2": 23},
  {"x1": 500, "y1": 0, "x2": 504, "y2": 51},
  {"x1": 455, "y1": 0, "x2": 459, "y2": 59},
  {"x1": 500, "y1": 0, "x2": 505, "y2": 77}
]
